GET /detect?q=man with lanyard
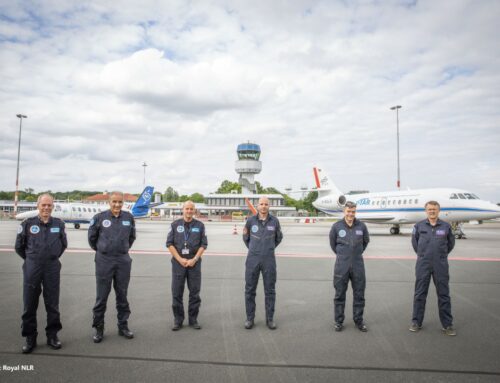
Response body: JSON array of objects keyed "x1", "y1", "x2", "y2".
[
  {"x1": 329, "y1": 201, "x2": 370, "y2": 332},
  {"x1": 15, "y1": 193, "x2": 67, "y2": 353},
  {"x1": 88, "y1": 191, "x2": 136, "y2": 343},
  {"x1": 243, "y1": 196, "x2": 283, "y2": 330},
  {"x1": 410, "y1": 200, "x2": 456, "y2": 336},
  {"x1": 166, "y1": 200, "x2": 207, "y2": 331}
]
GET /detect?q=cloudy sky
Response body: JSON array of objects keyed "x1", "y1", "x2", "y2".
[{"x1": 1, "y1": 0, "x2": 499, "y2": 202}]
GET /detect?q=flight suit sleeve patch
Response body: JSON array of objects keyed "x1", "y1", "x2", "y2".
[{"x1": 17, "y1": 225, "x2": 23, "y2": 234}]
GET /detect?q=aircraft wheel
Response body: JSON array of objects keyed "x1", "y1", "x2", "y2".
[
  {"x1": 75, "y1": 223, "x2": 80, "y2": 229},
  {"x1": 454, "y1": 234, "x2": 461, "y2": 239},
  {"x1": 390, "y1": 227, "x2": 399, "y2": 235}
]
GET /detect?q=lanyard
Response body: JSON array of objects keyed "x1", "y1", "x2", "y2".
[{"x1": 183, "y1": 223, "x2": 191, "y2": 245}]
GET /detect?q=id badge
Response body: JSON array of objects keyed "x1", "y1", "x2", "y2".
[{"x1": 181, "y1": 248, "x2": 190, "y2": 255}]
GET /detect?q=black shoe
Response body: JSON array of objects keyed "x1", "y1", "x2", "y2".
[
  {"x1": 171, "y1": 323, "x2": 183, "y2": 331},
  {"x1": 266, "y1": 320, "x2": 277, "y2": 330},
  {"x1": 93, "y1": 325, "x2": 104, "y2": 343},
  {"x1": 334, "y1": 322, "x2": 343, "y2": 332},
  {"x1": 118, "y1": 327, "x2": 134, "y2": 339},
  {"x1": 189, "y1": 321, "x2": 202, "y2": 330},
  {"x1": 22, "y1": 334, "x2": 37, "y2": 354},
  {"x1": 47, "y1": 334, "x2": 62, "y2": 350},
  {"x1": 357, "y1": 322, "x2": 368, "y2": 332},
  {"x1": 244, "y1": 320, "x2": 254, "y2": 329}
]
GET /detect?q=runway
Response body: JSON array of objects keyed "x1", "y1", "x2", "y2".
[{"x1": 0, "y1": 220, "x2": 499, "y2": 382}]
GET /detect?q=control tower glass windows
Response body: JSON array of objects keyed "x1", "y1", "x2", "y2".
[{"x1": 237, "y1": 143, "x2": 261, "y2": 161}]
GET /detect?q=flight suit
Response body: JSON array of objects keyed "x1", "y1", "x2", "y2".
[
  {"x1": 166, "y1": 219, "x2": 207, "y2": 325},
  {"x1": 15, "y1": 216, "x2": 67, "y2": 338},
  {"x1": 88, "y1": 210, "x2": 136, "y2": 329},
  {"x1": 243, "y1": 214, "x2": 283, "y2": 322},
  {"x1": 411, "y1": 219, "x2": 455, "y2": 327},
  {"x1": 329, "y1": 218, "x2": 370, "y2": 325}
]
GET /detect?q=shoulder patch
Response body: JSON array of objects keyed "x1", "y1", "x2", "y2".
[
  {"x1": 17, "y1": 225, "x2": 23, "y2": 234},
  {"x1": 90, "y1": 218, "x2": 95, "y2": 226}
]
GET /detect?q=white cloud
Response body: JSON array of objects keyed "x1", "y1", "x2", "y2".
[{"x1": 0, "y1": 0, "x2": 499, "y2": 202}]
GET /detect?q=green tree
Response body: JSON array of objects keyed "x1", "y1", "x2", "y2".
[
  {"x1": 189, "y1": 193, "x2": 205, "y2": 203},
  {"x1": 216, "y1": 180, "x2": 241, "y2": 194},
  {"x1": 163, "y1": 186, "x2": 179, "y2": 202}
]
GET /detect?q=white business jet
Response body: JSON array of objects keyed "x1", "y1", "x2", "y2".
[{"x1": 311, "y1": 167, "x2": 500, "y2": 238}]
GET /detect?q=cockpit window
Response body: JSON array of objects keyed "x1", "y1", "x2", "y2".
[
  {"x1": 463, "y1": 193, "x2": 475, "y2": 200},
  {"x1": 457, "y1": 193, "x2": 466, "y2": 199},
  {"x1": 472, "y1": 193, "x2": 480, "y2": 199},
  {"x1": 54, "y1": 204, "x2": 62, "y2": 212},
  {"x1": 450, "y1": 193, "x2": 458, "y2": 199}
]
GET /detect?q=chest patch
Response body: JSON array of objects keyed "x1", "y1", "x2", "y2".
[
  {"x1": 267, "y1": 226, "x2": 275, "y2": 231},
  {"x1": 102, "y1": 219, "x2": 111, "y2": 228},
  {"x1": 338, "y1": 229, "x2": 346, "y2": 238},
  {"x1": 251, "y1": 225, "x2": 259, "y2": 233},
  {"x1": 436, "y1": 229, "x2": 446, "y2": 236},
  {"x1": 355, "y1": 230, "x2": 363, "y2": 235},
  {"x1": 30, "y1": 225, "x2": 40, "y2": 234},
  {"x1": 50, "y1": 227, "x2": 60, "y2": 233},
  {"x1": 122, "y1": 221, "x2": 131, "y2": 226},
  {"x1": 192, "y1": 227, "x2": 200, "y2": 233},
  {"x1": 177, "y1": 225, "x2": 185, "y2": 233}
]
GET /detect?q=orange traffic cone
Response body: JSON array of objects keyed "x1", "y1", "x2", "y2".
[{"x1": 233, "y1": 225, "x2": 238, "y2": 235}]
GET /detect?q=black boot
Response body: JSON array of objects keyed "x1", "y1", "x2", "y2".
[
  {"x1": 93, "y1": 325, "x2": 104, "y2": 343},
  {"x1": 22, "y1": 334, "x2": 37, "y2": 354},
  {"x1": 47, "y1": 334, "x2": 62, "y2": 350},
  {"x1": 118, "y1": 326, "x2": 134, "y2": 339}
]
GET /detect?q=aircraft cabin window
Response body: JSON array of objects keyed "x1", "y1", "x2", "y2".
[
  {"x1": 376, "y1": 201, "x2": 380, "y2": 205},
  {"x1": 388, "y1": 201, "x2": 391, "y2": 205},
  {"x1": 409, "y1": 199, "x2": 412, "y2": 204},
  {"x1": 78, "y1": 207, "x2": 81, "y2": 212},
  {"x1": 450, "y1": 193, "x2": 458, "y2": 199},
  {"x1": 72, "y1": 207, "x2": 76, "y2": 212},
  {"x1": 398, "y1": 200, "x2": 401, "y2": 205},
  {"x1": 415, "y1": 199, "x2": 418, "y2": 204},
  {"x1": 83, "y1": 208, "x2": 87, "y2": 212},
  {"x1": 458, "y1": 193, "x2": 466, "y2": 199},
  {"x1": 403, "y1": 199, "x2": 407, "y2": 204}
]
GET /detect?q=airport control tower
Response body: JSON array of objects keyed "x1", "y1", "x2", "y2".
[{"x1": 235, "y1": 142, "x2": 262, "y2": 194}]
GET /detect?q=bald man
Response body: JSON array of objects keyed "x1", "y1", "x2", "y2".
[
  {"x1": 243, "y1": 196, "x2": 283, "y2": 330},
  {"x1": 88, "y1": 191, "x2": 136, "y2": 343},
  {"x1": 166, "y1": 201, "x2": 207, "y2": 331},
  {"x1": 15, "y1": 194, "x2": 67, "y2": 353}
]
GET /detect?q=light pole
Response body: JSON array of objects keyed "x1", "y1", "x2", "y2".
[
  {"x1": 14, "y1": 114, "x2": 27, "y2": 215},
  {"x1": 390, "y1": 105, "x2": 402, "y2": 190},
  {"x1": 142, "y1": 162, "x2": 147, "y2": 188}
]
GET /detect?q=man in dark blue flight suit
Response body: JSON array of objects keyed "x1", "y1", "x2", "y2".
[
  {"x1": 15, "y1": 194, "x2": 67, "y2": 353},
  {"x1": 88, "y1": 191, "x2": 136, "y2": 343},
  {"x1": 329, "y1": 201, "x2": 370, "y2": 332},
  {"x1": 243, "y1": 196, "x2": 283, "y2": 330},
  {"x1": 167, "y1": 200, "x2": 207, "y2": 331},
  {"x1": 410, "y1": 200, "x2": 456, "y2": 336}
]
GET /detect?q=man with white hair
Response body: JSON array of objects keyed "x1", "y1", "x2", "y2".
[
  {"x1": 88, "y1": 191, "x2": 136, "y2": 343},
  {"x1": 15, "y1": 193, "x2": 67, "y2": 353}
]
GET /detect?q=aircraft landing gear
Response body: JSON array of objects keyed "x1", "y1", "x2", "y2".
[
  {"x1": 390, "y1": 225, "x2": 400, "y2": 235},
  {"x1": 74, "y1": 223, "x2": 80, "y2": 229},
  {"x1": 452, "y1": 223, "x2": 466, "y2": 239}
]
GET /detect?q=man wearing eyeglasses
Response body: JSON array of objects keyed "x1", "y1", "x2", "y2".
[{"x1": 15, "y1": 194, "x2": 67, "y2": 353}]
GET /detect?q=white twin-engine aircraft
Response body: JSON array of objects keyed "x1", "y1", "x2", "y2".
[{"x1": 311, "y1": 167, "x2": 500, "y2": 239}]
